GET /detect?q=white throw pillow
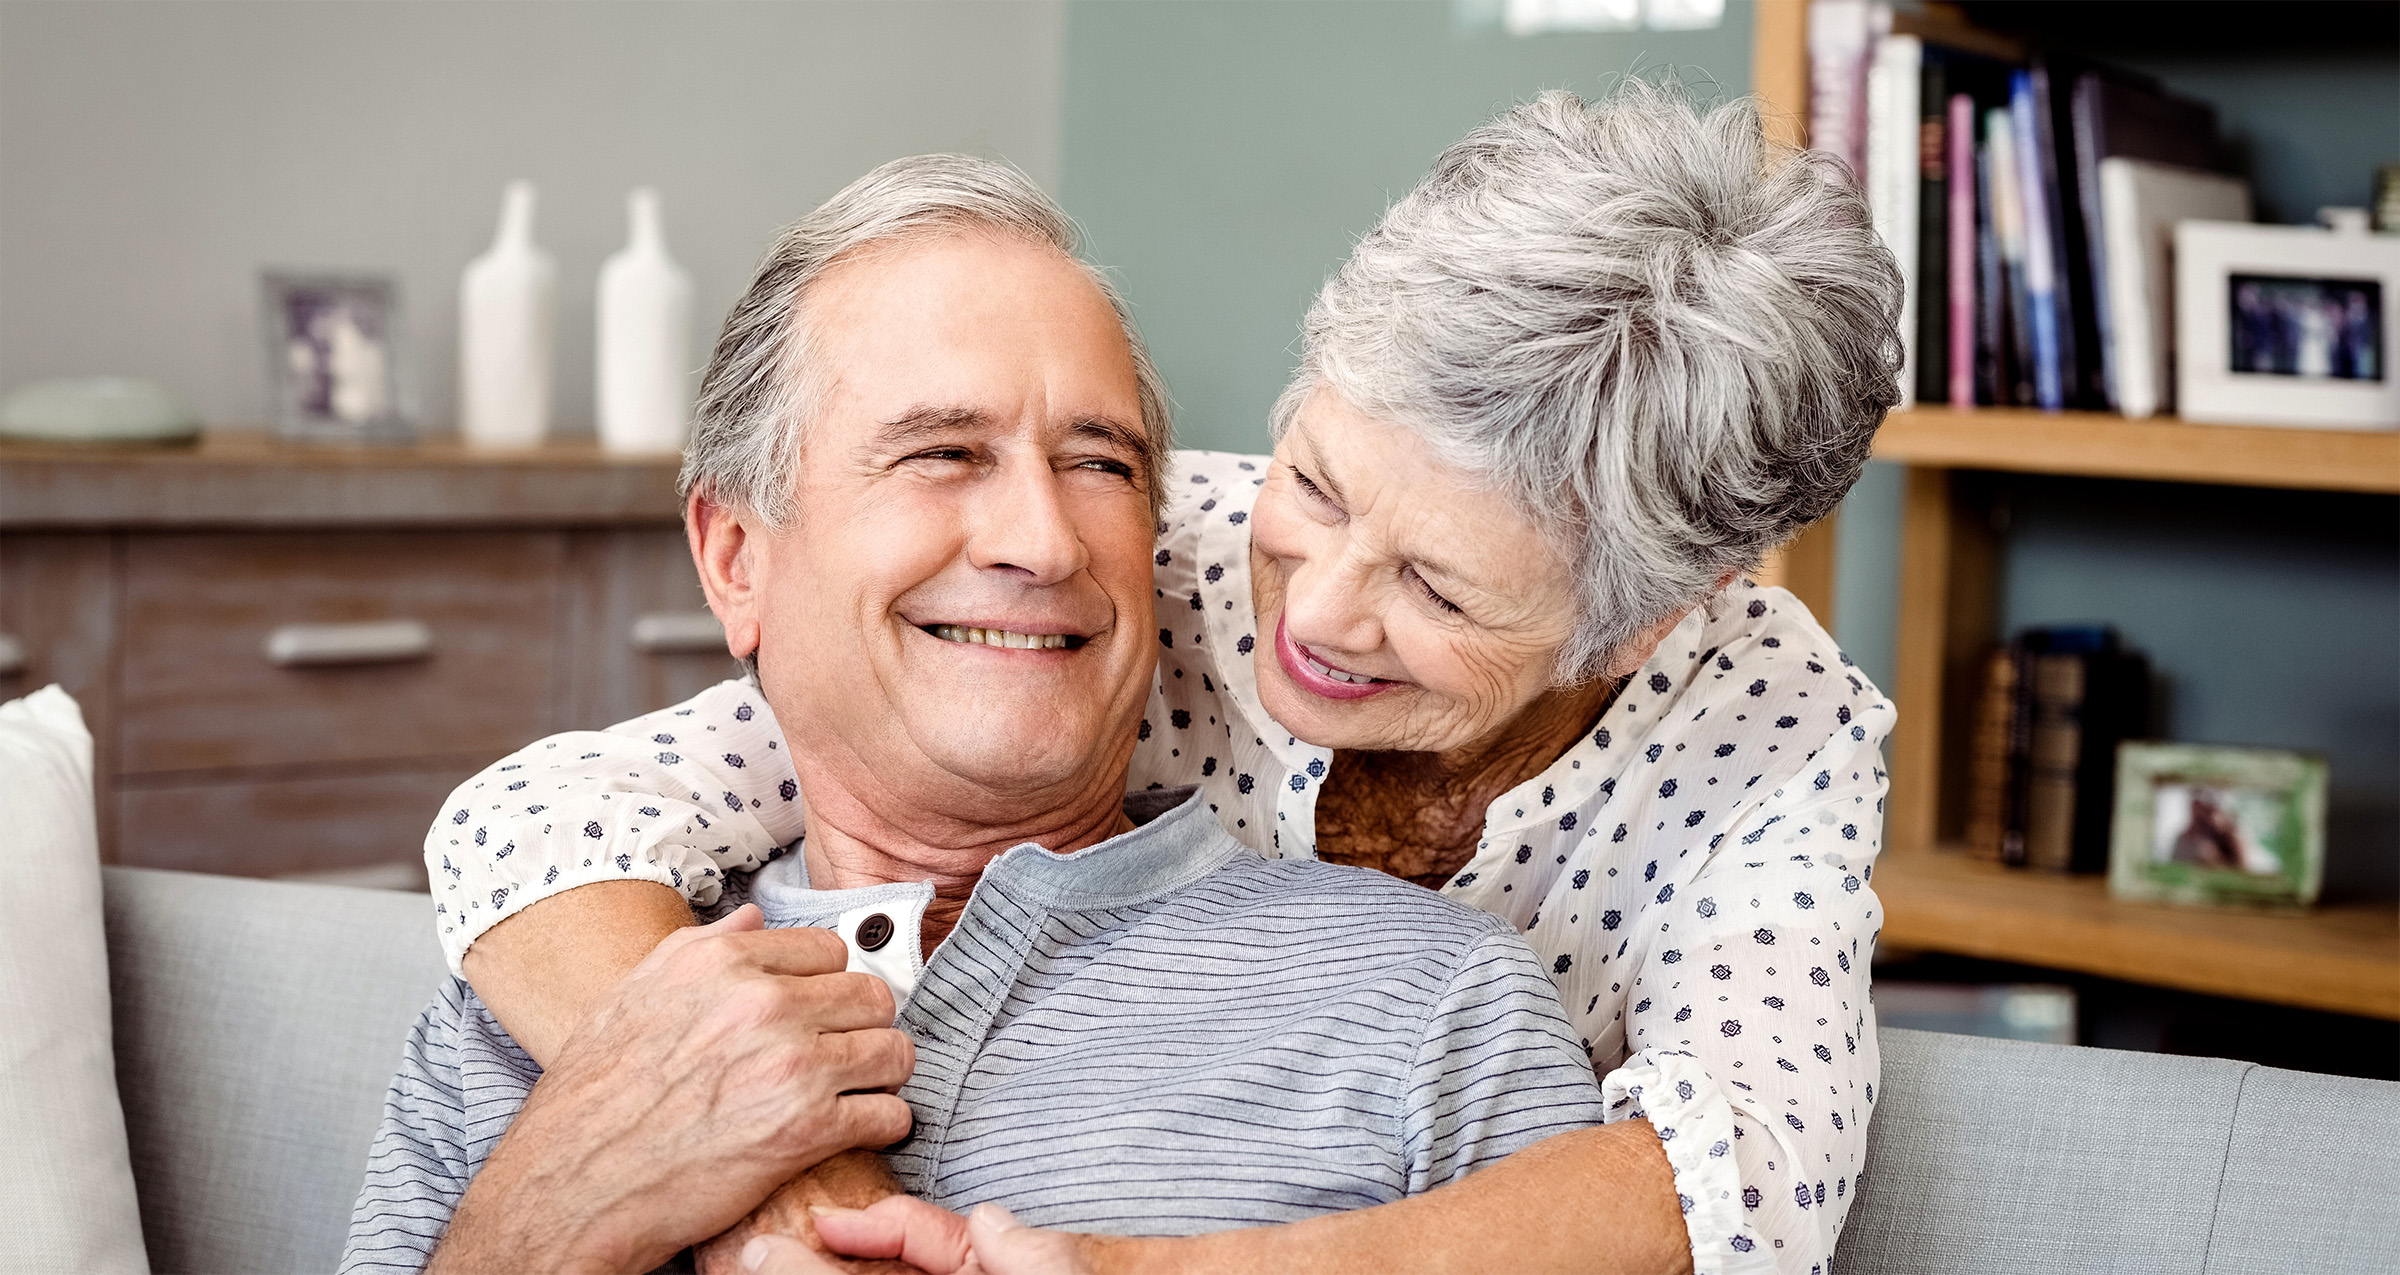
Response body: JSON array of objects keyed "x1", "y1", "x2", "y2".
[{"x1": 0, "y1": 686, "x2": 149, "y2": 1274}]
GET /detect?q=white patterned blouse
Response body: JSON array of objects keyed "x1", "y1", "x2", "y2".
[{"x1": 425, "y1": 450, "x2": 1896, "y2": 1275}]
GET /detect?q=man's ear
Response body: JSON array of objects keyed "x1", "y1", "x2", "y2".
[{"x1": 687, "y1": 490, "x2": 765, "y2": 661}]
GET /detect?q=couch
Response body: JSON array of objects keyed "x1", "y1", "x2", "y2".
[{"x1": 104, "y1": 865, "x2": 2400, "y2": 1275}]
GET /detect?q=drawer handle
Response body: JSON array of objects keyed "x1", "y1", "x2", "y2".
[
  {"x1": 0, "y1": 633, "x2": 22, "y2": 677},
  {"x1": 631, "y1": 610, "x2": 725, "y2": 653},
  {"x1": 264, "y1": 620, "x2": 432, "y2": 667}
]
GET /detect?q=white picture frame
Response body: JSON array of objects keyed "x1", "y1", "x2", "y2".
[{"x1": 2175, "y1": 220, "x2": 2399, "y2": 429}]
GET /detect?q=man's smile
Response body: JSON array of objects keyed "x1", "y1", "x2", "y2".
[{"x1": 920, "y1": 623, "x2": 1085, "y2": 650}]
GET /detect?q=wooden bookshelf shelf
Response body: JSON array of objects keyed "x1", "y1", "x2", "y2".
[
  {"x1": 1874, "y1": 845, "x2": 2400, "y2": 1021},
  {"x1": 1873, "y1": 408, "x2": 2400, "y2": 494}
]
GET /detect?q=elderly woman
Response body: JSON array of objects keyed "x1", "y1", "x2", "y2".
[{"x1": 432, "y1": 82, "x2": 1900, "y2": 1275}]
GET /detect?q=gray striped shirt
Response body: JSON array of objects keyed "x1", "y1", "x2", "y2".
[{"x1": 343, "y1": 789, "x2": 1604, "y2": 1272}]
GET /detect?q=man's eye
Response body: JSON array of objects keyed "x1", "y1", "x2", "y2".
[
  {"x1": 1074, "y1": 457, "x2": 1135, "y2": 477},
  {"x1": 909, "y1": 447, "x2": 975, "y2": 463}
]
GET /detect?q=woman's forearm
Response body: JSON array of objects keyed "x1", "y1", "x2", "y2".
[
  {"x1": 462, "y1": 880, "x2": 694, "y2": 1065},
  {"x1": 1092, "y1": 1121, "x2": 1691, "y2": 1275}
]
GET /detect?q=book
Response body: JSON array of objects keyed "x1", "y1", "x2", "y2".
[
  {"x1": 1808, "y1": 0, "x2": 1885, "y2": 184},
  {"x1": 2097, "y1": 158, "x2": 2252, "y2": 418},
  {"x1": 2008, "y1": 73, "x2": 2066, "y2": 410},
  {"x1": 1986, "y1": 109, "x2": 2037, "y2": 406},
  {"x1": 2017, "y1": 628, "x2": 2152, "y2": 874},
  {"x1": 1915, "y1": 54, "x2": 1950, "y2": 406},
  {"x1": 1947, "y1": 92, "x2": 1977, "y2": 406},
  {"x1": 2022, "y1": 649, "x2": 2086, "y2": 872},
  {"x1": 1965, "y1": 643, "x2": 2030, "y2": 863},
  {"x1": 1867, "y1": 33, "x2": 1923, "y2": 408},
  {"x1": 1974, "y1": 140, "x2": 2009, "y2": 405},
  {"x1": 2072, "y1": 73, "x2": 2236, "y2": 411},
  {"x1": 2028, "y1": 61, "x2": 2101, "y2": 410}
]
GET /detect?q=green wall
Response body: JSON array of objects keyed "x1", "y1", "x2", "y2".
[{"x1": 1060, "y1": 0, "x2": 1753, "y2": 454}]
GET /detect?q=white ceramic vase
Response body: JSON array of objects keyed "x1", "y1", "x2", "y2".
[
  {"x1": 458, "y1": 180, "x2": 556, "y2": 447},
  {"x1": 596, "y1": 188, "x2": 696, "y2": 454}
]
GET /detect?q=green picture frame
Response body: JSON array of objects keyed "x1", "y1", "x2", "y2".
[{"x1": 2108, "y1": 742, "x2": 2327, "y2": 909}]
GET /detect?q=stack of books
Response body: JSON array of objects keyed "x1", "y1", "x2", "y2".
[
  {"x1": 1964, "y1": 626, "x2": 2151, "y2": 873},
  {"x1": 1810, "y1": 2, "x2": 2253, "y2": 416}
]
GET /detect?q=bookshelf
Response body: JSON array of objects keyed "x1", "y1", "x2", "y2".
[
  {"x1": 1874, "y1": 408, "x2": 2400, "y2": 494},
  {"x1": 1751, "y1": 2, "x2": 2400, "y2": 1021},
  {"x1": 1876, "y1": 842, "x2": 2399, "y2": 1020}
]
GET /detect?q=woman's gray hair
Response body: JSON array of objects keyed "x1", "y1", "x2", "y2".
[
  {"x1": 681, "y1": 154, "x2": 1174, "y2": 524},
  {"x1": 1274, "y1": 80, "x2": 1902, "y2": 681}
]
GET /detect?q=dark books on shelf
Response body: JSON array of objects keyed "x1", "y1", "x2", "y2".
[
  {"x1": 1831, "y1": 11, "x2": 2245, "y2": 413},
  {"x1": 1966, "y1": 626, "x2": 2151, "y2": 873}
]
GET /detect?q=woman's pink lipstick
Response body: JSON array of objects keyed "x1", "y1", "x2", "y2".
[{"x1": 1274, "y1": 615, "x2": 1399, "y2": 701}]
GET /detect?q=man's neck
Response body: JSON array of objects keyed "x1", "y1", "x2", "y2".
[{"x1": 793, "y1": 754, "x2": 1137, "y2": 955}]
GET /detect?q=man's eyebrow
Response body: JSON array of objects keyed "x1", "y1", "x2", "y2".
[
  {"x1": 870, "y1": 406, "x2": 994, "y2": 447},
  {"x1": 1066, "y1": 416, "x2": 1149, "y2": 461}
]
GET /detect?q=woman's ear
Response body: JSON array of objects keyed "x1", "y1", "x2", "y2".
[{"x1": 686, "y1": 490, "x2": 765, "y2": 661}]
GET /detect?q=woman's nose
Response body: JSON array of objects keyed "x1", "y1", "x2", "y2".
[
  {"x1": 967, "y1": 459, "x2": 1088, "y2": 585},
  {"x1": 1279, "y1": 548, "x2": 1383, "y2": 656}
]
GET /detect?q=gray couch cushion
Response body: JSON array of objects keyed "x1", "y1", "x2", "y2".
[
  {"x1": 2205, "y1": 1064, "x2": 2400, "y2": 1274},
  {"x1": 1844, "y1": 1028, "x2": 2400, "y2": 1275},
  {"x1": 104, "y1": 867, "x2": 444, "y2": 1275}
]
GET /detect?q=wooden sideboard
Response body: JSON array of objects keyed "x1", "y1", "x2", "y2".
[{"x1": 0, "y1": 432, "x2": 740, "y2": 885}]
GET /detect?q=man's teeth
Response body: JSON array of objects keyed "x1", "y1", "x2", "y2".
[
  {"x1": 1305, "y1": 655, "x2": 1378, "y2": 684},
  {"x1": 929, "y1": 624, "x2": 1071, "y2": 650}
]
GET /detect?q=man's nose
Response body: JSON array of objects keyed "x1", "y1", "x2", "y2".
[{"x1": 966, "y1": 458, "x2": 1089, "y2": 585}]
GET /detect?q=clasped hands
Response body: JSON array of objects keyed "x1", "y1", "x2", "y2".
[{"x1": 431, "y1": 904, "x2": 1088, "y2": 1275}]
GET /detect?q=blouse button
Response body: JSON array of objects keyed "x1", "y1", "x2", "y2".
[{"x1": 856, "y1": 913, "x2": 895, "y2": 952}]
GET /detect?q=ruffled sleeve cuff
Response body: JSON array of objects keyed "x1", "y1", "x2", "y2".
[{"x1": 1602, "y1": 1048, "x2": 1779, "y2": 1275}]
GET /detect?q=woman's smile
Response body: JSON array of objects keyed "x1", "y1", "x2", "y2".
[{"x1": 1274, "y1": 614, "x2": 1400, "y2": 700}]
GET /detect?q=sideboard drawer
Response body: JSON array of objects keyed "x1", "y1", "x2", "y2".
[
  {"x1": 119, "y1": 532, "x2": 563, "y2": 773},
  {"x1": 116, "y1": 765, "x2": 470, "y2": 878}
]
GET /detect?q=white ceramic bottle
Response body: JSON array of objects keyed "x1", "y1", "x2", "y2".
[
  {"x1": 596, "y1": 188, "x2": 696, "y2": 453},
  {"x1": 458, "y1": 180, "x2": 556, "y2": 447}
]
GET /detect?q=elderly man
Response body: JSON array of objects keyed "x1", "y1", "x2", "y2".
[{"x1": 341, "y1": 157, "x2": 1603, "y2": 1275}]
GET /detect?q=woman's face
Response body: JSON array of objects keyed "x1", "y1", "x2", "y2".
[{"x1": 1248, "y1": 389, "x2": 1591, "y2": 756}]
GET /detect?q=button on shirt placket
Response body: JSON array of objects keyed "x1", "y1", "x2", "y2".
[{"x1": 886, "y1": 873, "x2": 1050, "y2": 1198}]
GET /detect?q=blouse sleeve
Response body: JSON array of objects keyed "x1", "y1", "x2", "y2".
[
  {"x1": 1599, "y1": 717, "x2": 1888, "y2": 1275},
  {"x1": 421, "y1": 678, "x2": 804, "y2": 974}
]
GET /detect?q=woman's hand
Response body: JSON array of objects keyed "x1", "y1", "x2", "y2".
[{"x1": 740, "y1": 1200, "x2": 1093, "y2": 1275}]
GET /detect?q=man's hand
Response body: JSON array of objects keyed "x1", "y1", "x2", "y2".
[
  {"x1": 694, "y1": 1150, "x2": 913, "y2": 1275},
  {"x1": 747, "y1": 1201, "x2": 1095, "y2": 1275},
  {"x1": 430, "y1": 905, "x2": 918, "y2": 1275}
]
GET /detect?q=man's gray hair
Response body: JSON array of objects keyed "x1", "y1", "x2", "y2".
[
  {"x1": 1273, "y1": 80, "x2": 1902, "y2": 681},
  {"x1": 682, "y1": 154, "x2": 1174, "y2": 524}
]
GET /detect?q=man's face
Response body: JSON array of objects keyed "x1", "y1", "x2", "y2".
[{"x1": 745, "y1": 231, "x2": 1158, "y2": 820}]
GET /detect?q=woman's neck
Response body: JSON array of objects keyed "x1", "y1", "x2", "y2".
[{"x1": 1317, "y1": 675, "x2": 1625, "y2": 884}]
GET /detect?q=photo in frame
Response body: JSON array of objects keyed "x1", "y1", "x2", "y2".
[
  {"x1": 2108, "y1": 742, "x2": 2327, "y2": 909},
  {"x1": 260, "y1": 270, "x2": 413, "y2": 444},
  {"x1": 2174, "y1": 219, "x2": 2400, "y2": 429}
]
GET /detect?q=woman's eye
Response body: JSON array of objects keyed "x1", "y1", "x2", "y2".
[
  {"x1": 1411, "y1": 569, "x2": 1463, "y2": 615},
  {"x1": 1291, "y1": 469, "x2": 1329, "y2": 502}
]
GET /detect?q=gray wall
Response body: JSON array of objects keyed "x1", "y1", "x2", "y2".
[
  {"x1": 0, "y1": 0, "x2": 1064, "y2": 434},
  {"x1": 1059, "y1": 0, "x2": 1754, "y2": 454}
]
